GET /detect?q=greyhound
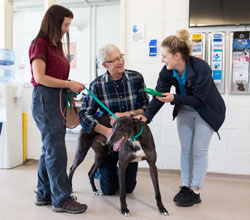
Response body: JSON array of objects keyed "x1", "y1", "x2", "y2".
[
  {"x1": 69, "y1": 116, "x2": 168, "y2": 216},
  {"x1": 69, "y1": 116, "x2": 111, "y2": 195}
]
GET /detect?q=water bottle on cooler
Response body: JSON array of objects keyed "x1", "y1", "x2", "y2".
[{"x1": 0, "y1": 49, "x2": 15, "y2": 83}]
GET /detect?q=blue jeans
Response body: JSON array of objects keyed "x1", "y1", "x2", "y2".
[
  {"x1": 32, "y1": 86, "x2": 71, "y2": 207},
  {"x1": 177, "y1": 106, "x2": 214, "y2": 189},
  {"x1": 99, "y1": 150, "x2": 138, "y2": 195}
]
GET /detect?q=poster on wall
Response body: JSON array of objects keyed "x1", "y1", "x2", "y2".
[
  {"x1": 191, "y1": 33, "x2": 205, "y2": 60},
  {"x1": 0, "y1": 122, "x2": 2, "y2": 136},
  {"x1": 212, "y1": 51, "x2": 222, "y2": 82},
  {"x1": 230, "y1": 31, "x2": 250, "y2": 93},
  {"x1": 232, "y1": 40, "x2": 249, "y2": 83},
  {"x1": 208, "y1": 32, "x2": 225, "y2": 93},
  {"x1": 63, "y1": 42, "x2": 77, "y2": 69},
  {"x1": 131, "y1": 24, "x2": 144, "y2": 43},
  {"x1": 211, "y1": 33, "x2": 224, "y2": 83}
]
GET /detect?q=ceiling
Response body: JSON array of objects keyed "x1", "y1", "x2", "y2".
[{"x1": 12, "y1": 0, "x2": 120, "y2": 12}]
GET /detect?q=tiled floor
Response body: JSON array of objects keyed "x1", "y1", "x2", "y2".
[{"x1": 0, "y1": 141, "x2": 250, "y2": 220}]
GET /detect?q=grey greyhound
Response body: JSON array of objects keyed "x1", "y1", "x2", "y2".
[{"x1": 69, "y1": 116, "x2": 168, "y2": 216}]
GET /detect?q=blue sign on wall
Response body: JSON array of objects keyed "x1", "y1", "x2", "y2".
[
  {"x1": 149, "y1": 39, "x2": 157, "y2": 56},
  {"x1": 0, "y1": 122, "x2": 2, "y2": 136}
]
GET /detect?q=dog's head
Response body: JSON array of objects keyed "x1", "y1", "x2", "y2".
[{"x1": 106, "y1": 116, "x2": 142, "y2": 152}]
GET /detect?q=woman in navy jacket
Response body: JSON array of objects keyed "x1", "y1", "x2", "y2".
[{"x1": 137, "y1": 29, "x2": 225, "y2": 207}]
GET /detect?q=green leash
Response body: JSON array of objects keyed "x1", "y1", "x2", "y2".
[
  {"x1": 67, "y1": 87, "x2": 144, "y2": 140},
  {"x1": 84, "y1": 87, "x2": 144, "y2": 140},
  {"x1": 65, "y1": 90, "x2": 78, "y2": 110},
  {"x1": 65, "y1": 87, "x2": 118, "y2": 119},
  {"x1": 129, "y1": 121, "x2": 144, "y2": 140},
  {"x1": 84, "y1": 87, "x2": 118, "y2": 119},
  {"x1": 144, "y1": 88, "x2": 163, "y2": 97}
]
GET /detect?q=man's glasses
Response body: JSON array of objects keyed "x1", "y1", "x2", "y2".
[{"x1": 104, "y1": 54, "x2": 125, "y2": 63}]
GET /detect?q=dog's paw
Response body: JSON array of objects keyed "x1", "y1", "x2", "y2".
[
  {"x1": 159, "y1": 207, "x2": 169, "y2": 216},
  {"x1": 121, "y1": 208, "x2": 130, "y2": 217},
  {"x1": 93, "y1": 190, "x2": 103, "y2": 196}
]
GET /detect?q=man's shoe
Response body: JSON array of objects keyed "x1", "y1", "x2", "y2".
[
  {"x1": 52, "y1": 195, "x2": 87, "y2": 214},
  {"x1": 175, "y1": 190, "x2": 201, "y2": 207},
  {"x1": 173, "y1": 186, "x2": 191, "y2": 202},
  {"x1": 35, "y1": 196, "x2": 51, "y2": 206}
]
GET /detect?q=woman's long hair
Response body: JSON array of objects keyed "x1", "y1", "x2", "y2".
[{"x1": 32, "y1": 5, "x2": 73, "y2": 56}]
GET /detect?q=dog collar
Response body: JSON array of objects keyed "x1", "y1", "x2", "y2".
[{"x1": 129, "y1": 121, "x2": 144, "y2": 140}]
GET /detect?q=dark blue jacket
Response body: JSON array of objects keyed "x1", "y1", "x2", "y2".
[{"x1": 143, "y1": 56, "x2": 226, "y2": 132}]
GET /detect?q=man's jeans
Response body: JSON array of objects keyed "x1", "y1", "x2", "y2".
[{"x1": 99, "y1": 150, "x2": 138, "y2": 195}]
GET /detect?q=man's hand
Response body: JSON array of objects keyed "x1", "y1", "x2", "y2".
[
  {"x1": 103, "y1": 127, "x2": 113, "y2": 139},
  {"x1": 110, "y1": 112, "x2": 131, "y2": 126},
  {"x1": 94, "y1": 124, "x2": 113, "y2": 139},
  {"x1": 134, "y1": 115, "x2": 147, "y2": 122}
]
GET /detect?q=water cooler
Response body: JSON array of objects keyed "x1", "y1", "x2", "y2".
[{"x1": 0, "y1": 49, "x2": 23, "y2": 168}]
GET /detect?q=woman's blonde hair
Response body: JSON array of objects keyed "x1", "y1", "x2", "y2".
[{"x1": 161, "y1": 29, "x2": 192, "y2": 60}]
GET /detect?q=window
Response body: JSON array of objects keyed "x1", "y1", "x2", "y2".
[
  {"x1": 12, "y1": 0, "x2": 120, "y2": 83},
  {"x1": 12, "y1": 0, "x2": 44, "y2": 82}
]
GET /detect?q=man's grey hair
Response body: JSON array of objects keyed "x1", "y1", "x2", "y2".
[{"x1": 98, "y1": 44, "x2": 120, "y2": 63}]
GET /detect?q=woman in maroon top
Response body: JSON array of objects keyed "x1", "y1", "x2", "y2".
[{"x1": 29, "y1": 5, "x2": 87, "y2": 214}]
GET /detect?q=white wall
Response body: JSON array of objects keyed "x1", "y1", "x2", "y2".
[
  {"x1": 20, "y1": 0, "x2": 250, "y2": 175},
  {"x1": 13, "y1": 4, "x2": 120, "y2": 84},
  {"x1": 0, "y1": 0, "x2": 12, "y2": 49},
  {"x1": 67, "y1": 7, "x2": 91, "y2": 84},
  {"x1": 96, "y1": 5, "x2": 120, "y2": 51},
  {"x1": 95, "y1": 5, "x2": 120, "y2": 76},
  {"x1": 13, "y1": 10, "x2": 43, "y2": 82},
  {"x1": 0, "y1": 0, "x2": 5, "y2": 48},
  {"x1": 13, "y1": 8, "x2": 91, "y2": 84},
  {"x1": 123, "y1": 0, "x2": 250, "y2": 175}
]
